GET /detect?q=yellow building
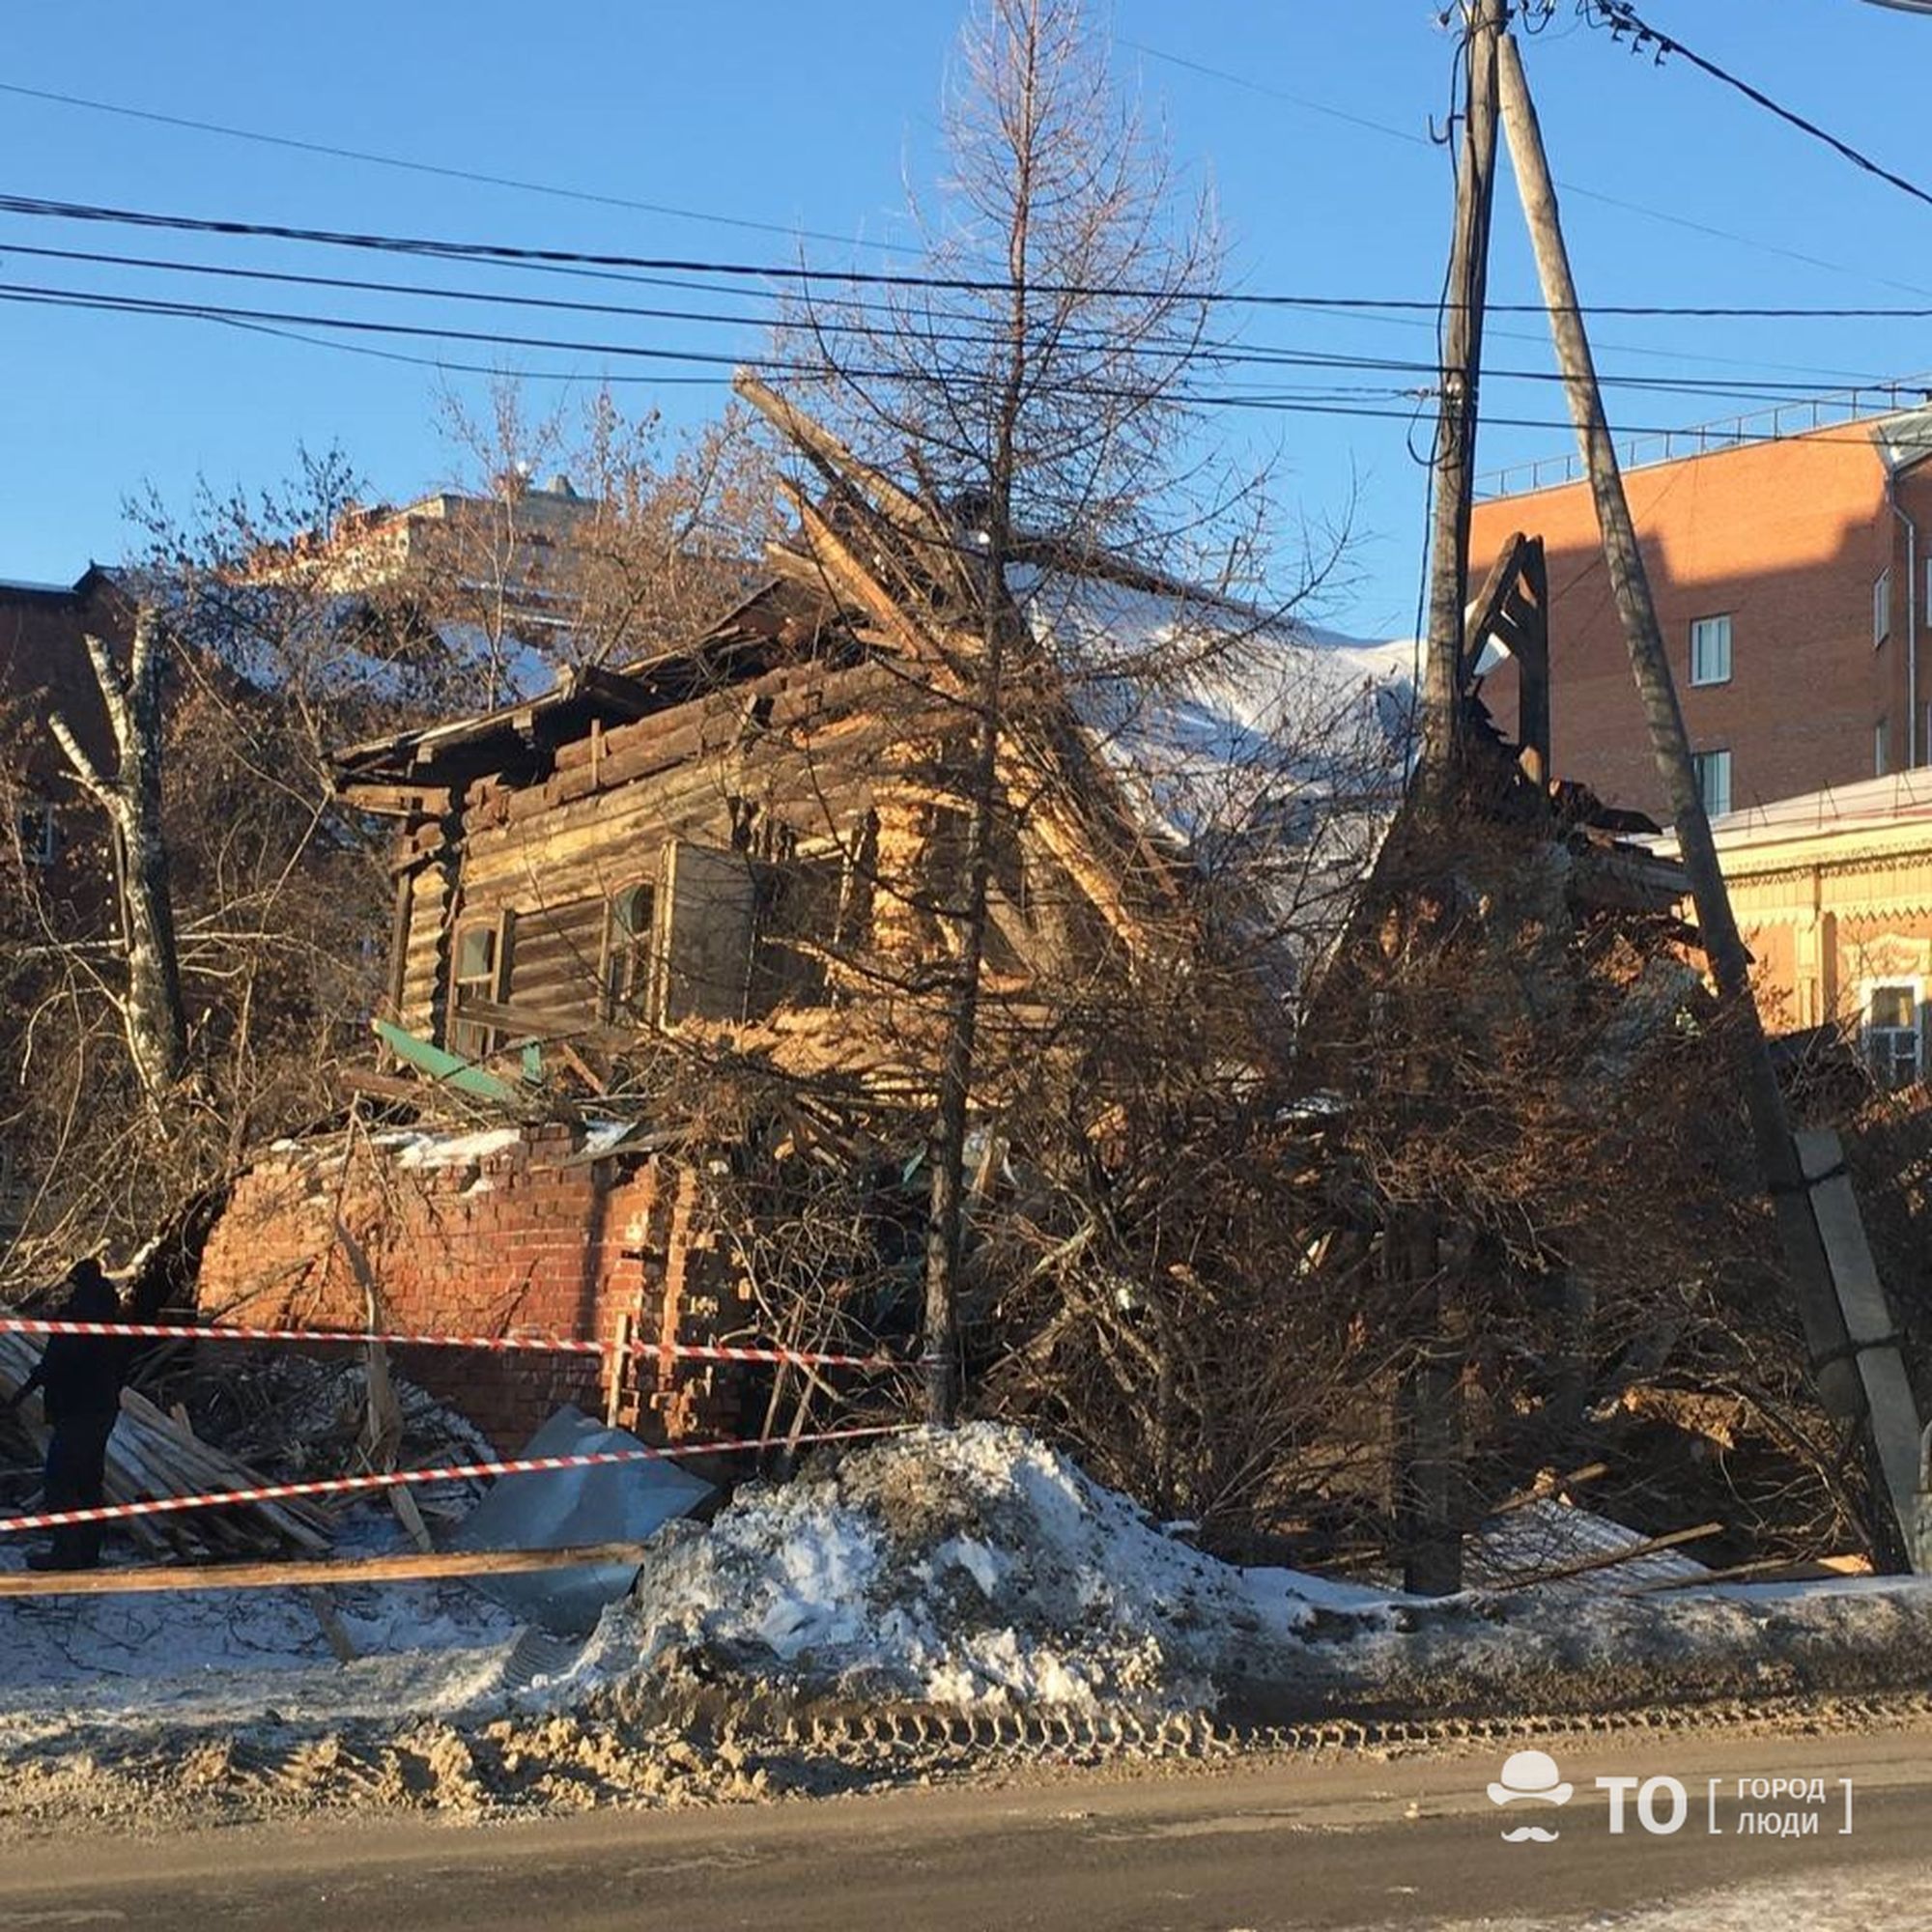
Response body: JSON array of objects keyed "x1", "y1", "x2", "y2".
[{"x1": 1655, "y1": 771, "x2": 1932, "y2": 1086}]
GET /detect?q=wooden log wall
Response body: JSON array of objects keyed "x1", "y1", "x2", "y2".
[{"x1": 386, "y1": 650, "x2": 1134, "y2": 1052}]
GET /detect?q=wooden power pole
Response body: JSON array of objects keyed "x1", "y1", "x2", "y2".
[
  {"x1": 1496, "y1": 28, "x2": 1927, "y2": 1567},
  {"x1": 1420, "y1": 0, "x2": 1509, "y2": 784},
  {"x1": 1392, "y1": 0, "x2": 1511, "y2": 1599}
]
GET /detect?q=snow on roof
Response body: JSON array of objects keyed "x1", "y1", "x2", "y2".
[
  {"x1": 1647, "y1": 767, "x2": 1932, "y2": 860},
  {"x1": 1014, "y1": 565, "x2": 1416, "y2": 1000},
  {"x1": 0, "y1": 576, "x2": 83, "y2": 598},
  {"x1": 1013, "y1": 566, "x2": 1413, "y2": 835}
]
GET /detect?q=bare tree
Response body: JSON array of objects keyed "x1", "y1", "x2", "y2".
[
  {"x1": 774, "y1": 0, "x2": 1282, "y2": 1424},
  {"x1": 46, "y1": 609, "x2": 187, "y2": 1108},
  {"x1": 432, "y1": 380, "x2": 780, "y2": 690}
]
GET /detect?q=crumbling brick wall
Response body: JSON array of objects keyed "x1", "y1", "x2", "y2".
[{"x1": 196, "y1": 1122, "x2": 753, "y2": 1451}]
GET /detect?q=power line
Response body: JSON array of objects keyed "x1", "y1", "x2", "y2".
[
  {"x1": 9, "y1": 281, "x2": 1931, "y2": 453},
  {"x1": 0, "y1": 240, "x2": 1882, "y2": 404},
  {"x1": 1123, "y1": 32, "x2": 1932, "y2": 301},
  {"x1": 0, "y1": 80, "x2": 921, "y2": 257},
  {"x1": 10, "y1": 189, "x2": 1932, "y2": 323},
  {"x1": 1583, "y1": 3, "x2": 1932, "y2": 217}
]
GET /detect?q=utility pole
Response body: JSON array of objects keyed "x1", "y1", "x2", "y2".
[
  {"x1": 1495, "y1": 28, "x2": 1927, "y2": 1568},
  {"x1": 1393, "y1": 0, "x2": 1510, "y2": 1600},
  {"x1": 1420, "y1": 0, "x2": 1508, "y2": 784}
]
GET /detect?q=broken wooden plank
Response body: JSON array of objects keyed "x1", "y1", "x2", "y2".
[
  {"x1": 448, "y1": 996, "x2": 632, "y2": 1051},
  {"x1": 563, "y1": 662, "x2": 662, "y2": 722},
  {"x1": 0, "y1": 1541, "x2": 657, "y2": 1598},
  {"x1": 338, "y1": 1065, "x2": 444, "y2": 1107}
]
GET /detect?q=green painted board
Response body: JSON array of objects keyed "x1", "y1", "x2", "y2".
[{"x1": 373, "y1": 1019, "x2": 532, "y2": 1104}]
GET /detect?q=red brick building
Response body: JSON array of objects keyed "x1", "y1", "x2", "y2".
[
  {"x1": 1469, "y1": 400, "x2": 1932, "y2": 823},
  {"x1": 196, "y1": 1123, "x2": 752, "y2": 1452}
]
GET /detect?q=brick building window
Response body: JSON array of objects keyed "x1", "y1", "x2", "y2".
[
  {"x1": 1689, "y1": 614, "x2": 1731, "y2": 687},
  {"x1": 1691, "y1": 748, "x2": 1731, "y2": 819},
  {"x1": 1875, "y1": 570, "x2": 1892, "y2": 647}
]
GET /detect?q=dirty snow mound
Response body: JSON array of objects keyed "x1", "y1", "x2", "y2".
[{"x1": 572, "y1": 1422, "x2": 1369, "y2": 1710}]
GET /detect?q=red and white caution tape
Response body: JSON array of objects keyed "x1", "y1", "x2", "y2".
[
  {"x1": 641, "y1": 1340, "x2": 900, "y2": 1373},
  {"x1": 0, "y1": 1317, "x2": 901, "y2": 1374},
  {"x1": 0, "y1": 1422, "x2": 911, "y2": 1536}
]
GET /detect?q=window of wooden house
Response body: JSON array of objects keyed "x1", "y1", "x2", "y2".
[
  {"x1": 747, "y1": 854, "x2": 846, "y2": 1017},
  {"x1": 602, "y1": 882, "x2": 657, "y2": 1021},
  {"x1": 654, "y1": 839, "x2": 758, "y2": 1026},
  {"x1": 448, "y1": 919, "x2": 502, "y2": 1060}
]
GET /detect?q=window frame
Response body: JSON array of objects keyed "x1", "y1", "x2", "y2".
[
  {"x1": 1691, "y1": 747, "x2": 1732, "y2": 819},
  {"x1": 600, "y1": 880, "x2": 658, "y2": 1022},
  {"x1": 447, "y1": 916, "x2": 506, "y2": 1061},
  {"x1": 1688, "y1": 613, "x2": 1732, "y2": 688},
  {"x1": 1875, "y1": 568, "x2": 1893, "y2": 648},
  {"x1": 1864, "y1": 980, "x2": 1924, "y2": 1091}
]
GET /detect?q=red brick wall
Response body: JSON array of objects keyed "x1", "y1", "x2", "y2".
[
  {"x1": 197, "y1": 1123, "x2": 752, "y2": 1451},
  {"x1": 1472, "y1": 429, "x2": 1909, "y2": 818}
]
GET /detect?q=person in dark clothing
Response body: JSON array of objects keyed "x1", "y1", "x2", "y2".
[{"x1": 7, "y1": 1258, "x2": 128, "y2": 1571}]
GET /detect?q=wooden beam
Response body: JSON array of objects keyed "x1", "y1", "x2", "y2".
[
  {"x1": 1516, "y1": 535, "x2": 1551, "y2": 784},
  {"x1": 734, "y1": 374, "x2": 970, "y2": 601},
  {"x1": 338, "y1": 1066, "x2": 440, "y2": 1106},
  {"x1": 1460, "y1": 530, "x2": 1529, "y2": 687},
  {"x1": 451, "y1": 995, "x2": 634, "y2": 1053},
  {"x1": 566, "y1": 662, "x2": 662, "y2": 722},
  {"x1": 0, "y1": 1540, "x2": 658, "y2": 1599},
  {"x1": 335, "y1": 781, "x2": 453, "y2": 819}
]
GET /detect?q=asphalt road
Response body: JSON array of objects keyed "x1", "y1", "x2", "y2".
[{"x1": 2, "y1": 1723, "x2": 1928, "y2": 1930}]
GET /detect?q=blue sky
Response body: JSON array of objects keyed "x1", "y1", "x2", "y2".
[{"x1": 4, "y1": 1, "x2": 1932, "y2": 636}]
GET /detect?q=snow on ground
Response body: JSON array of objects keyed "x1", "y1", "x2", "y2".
[
  {"x1": 5, "y1": 1420, "x2": 1932, "y2": 1764},
  {"x1": 1422, "y1": 1867, "x2": 1932, "y2": 1932},
  {"x1": 0, "y1": 1506, "x2": 522, "y2": 1736},
  {"x1": 562, "y1": 1421, "x2": 1396, "y2": 1711}
]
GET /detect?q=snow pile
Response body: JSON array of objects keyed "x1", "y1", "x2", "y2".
[{"x1": 570, "y1": 1422, "x2": 1391, "y2": 1710}]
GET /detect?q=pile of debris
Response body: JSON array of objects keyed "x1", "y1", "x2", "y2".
[{"x1": 0, "y1": 1334, "x2": 332, "y2": 1559}]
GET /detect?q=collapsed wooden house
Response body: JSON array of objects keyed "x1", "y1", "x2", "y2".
[{"x1": 197, "y1": 390, "x2": 1703, "y2": 1533}]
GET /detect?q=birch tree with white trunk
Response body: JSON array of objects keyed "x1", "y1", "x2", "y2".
[{"x1": 47, "y1": 608, "x2": 188, "y2": 1108}]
